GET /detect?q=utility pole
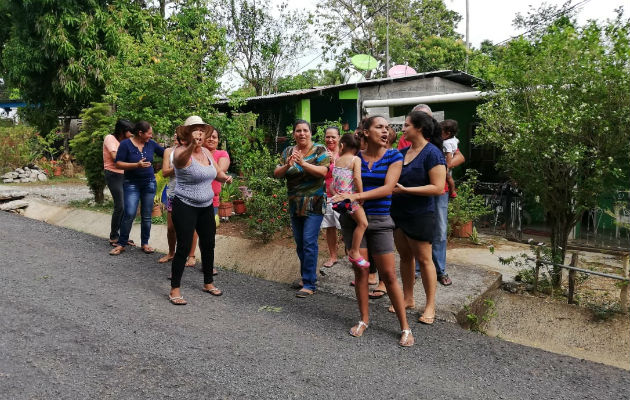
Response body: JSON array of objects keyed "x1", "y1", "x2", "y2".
[
  {"x1": 465, "y1": 0, "x2": 470, "y2": 69},
  {"x1": 386, "y1": 0, "x2": 390, "y2": 75}
]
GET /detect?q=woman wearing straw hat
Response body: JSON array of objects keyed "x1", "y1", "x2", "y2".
[{"x1": 168, "y1": 116, "x2": 233, "y2": 305}]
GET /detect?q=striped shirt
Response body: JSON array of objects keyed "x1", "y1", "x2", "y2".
[
  {"x1": 281, "y1": 144, "x2": 330, "y2": 216},
  {"x1": 360, "y1": 148, "x2": 403, "y2": 215}
]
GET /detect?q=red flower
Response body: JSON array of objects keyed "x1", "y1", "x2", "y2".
[
  {"x1": 283, "y1": 202, "x2": 287, "y2": 206},
  {"x1": 272, "y1": 194, "x2": 277, "y2": 198},
  {"x1": 282, "y1": 208, "x2": 287, "y2": 212},
  {"x1": 257, "y1": 219, "x2": 262, "y2": 223}
]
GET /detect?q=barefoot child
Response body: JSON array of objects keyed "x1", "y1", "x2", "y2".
[
  {"x1": 440, "y1": 119, "x2": 459, "y2": 198},
  {"x1": 330, "y1": 133, "x2": 370, "y2": 268}
]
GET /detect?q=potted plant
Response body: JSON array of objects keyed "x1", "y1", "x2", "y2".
[
  {"x1": 153, "y1": 170, "x2": 168, "y2": 217},
  {"x1": 219, "y1": 180, "x2": 237, "y2": 218},
  {"x1": 448, "y1": 169, "x2": 492, "y2": 238}
]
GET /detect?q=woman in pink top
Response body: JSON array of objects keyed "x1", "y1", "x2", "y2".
[
  {"x1": 103, "y1": 119, "x2": 133, "y2": 246},
  {"x1": 185, "y1": 128, "x2": 231, "y2": 270},
  {"x1": 320, "y1": 126, "x2": 341, "y2": 268}
]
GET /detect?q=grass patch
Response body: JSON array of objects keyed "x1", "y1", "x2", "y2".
[{"x1": 69, "y1": 198, "x2": 114, "y2": 214}]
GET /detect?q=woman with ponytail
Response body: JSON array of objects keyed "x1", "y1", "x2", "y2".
[{"x1": 390, "y1": 111, "x2": 446, "y2": 325}]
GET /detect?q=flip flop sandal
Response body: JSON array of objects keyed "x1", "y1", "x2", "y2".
[
  {"x1": 322, "y1": 260, "x2": 338, "y2": 268},
  {"x1": 185, "y1": 256, "x2": 196, "y2": 267},
  {"x1": 349, "y1": 321, "x2": 368, "y2": 337},
  {"x1": 169, "y1": 295, "x2": 187, "y2": 305},
  {"x1": 158, "y1": 255, "x2": 174, "y2": 263},
  {"x1": 202, "y1": 287, "x2": 223, "y2": 296},
  {"x1": 350, "y1": 280, "x2": 379, "y2": 287},
  {"x1": 141, "y1": 246, "x2": 155, "y2": 254},
  {"x1": 348, "y1": 255, "x2": 370, "y2": 269},
  {"x1": 109, "y1": 246, "x2": 125, "y2": 256},
  {"x1": 368, "y1": 289, "x2": 387, "y2": 299},
  {"x1": 295, "y1": 289, "x2": 315, "y2": 298},
  {"x1": 418, "y1": 315, "x2": 435, "y2": 325},
  {"x1": 126, "y1": 240, "x2": 136, "y2": 247},
  {"x1": 109, "y1": 239, "x2": 118, "y2": 247}
]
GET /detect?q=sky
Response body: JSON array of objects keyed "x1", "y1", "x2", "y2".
[{"x1": 221, "y1": 0, "x2": 627, "y2": 92}]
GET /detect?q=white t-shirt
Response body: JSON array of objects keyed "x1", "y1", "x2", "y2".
[{"x1": 443, "y1": 137, "x2": 459, "y2": 154}]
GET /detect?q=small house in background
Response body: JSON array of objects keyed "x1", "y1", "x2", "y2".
[{"x1": 215, "y1": 70, "x2": 491, "y2": 178}]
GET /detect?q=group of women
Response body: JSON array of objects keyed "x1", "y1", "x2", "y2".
[
  {"x1": 103, "y1": 110, "x2": 447, "y2": 348},
  {"x1": 103, "y1": 116, "x2": 231, "y2": 306},
  {"x1": 277, "y1": 111, "x2": 447, "y2": 347}
]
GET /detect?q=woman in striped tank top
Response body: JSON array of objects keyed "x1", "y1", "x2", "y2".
[{"x1": 332, "y1": 115, "x2": 414, "y2": 347}]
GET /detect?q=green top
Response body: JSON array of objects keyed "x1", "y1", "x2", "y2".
[{"x1": 281, "y1": 144, "x2": 330, "y2": 217}]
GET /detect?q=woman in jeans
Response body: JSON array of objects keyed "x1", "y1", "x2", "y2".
[
  {"x1": 103, "y1": 119, "x2": 133, "y2": 246},
  {"x1": 168, "y1": 116, "x2": 232, "y2": 305},
  {"x1": 320, "y1": 126, "x2": 341, "y2": 268},
  {"x1": 110, "y1": 121, "x2": 164, "y2": 255},
  {"x1": 331, "y1": 115, "x2": 414, "y2": 347},
  {"x1": 274, "y1": 120, "x2": 330, "y2": 298}
]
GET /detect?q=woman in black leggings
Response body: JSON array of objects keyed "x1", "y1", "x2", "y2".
[{"x1": 168, "y1": 116, "x2": 232, "y2": 305}]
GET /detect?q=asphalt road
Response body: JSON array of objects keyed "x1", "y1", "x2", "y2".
[{"x1": 1, "y1": 212, "x2": 628, "y2": 399}]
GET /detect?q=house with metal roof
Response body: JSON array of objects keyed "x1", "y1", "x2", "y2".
[{"x1": 215, "y1": 69, "x2": 492, "y2": 176}]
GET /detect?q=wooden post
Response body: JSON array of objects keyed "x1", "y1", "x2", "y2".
[
  {"x1": 620, "y1": 254, "x2": 629, "y2": 313},
  {"x1": 568, "y1": 252, "x2": 578, "y2": 304},
  {"x1": 533, "y1": 247, "x2": 541, "y2": 294}
]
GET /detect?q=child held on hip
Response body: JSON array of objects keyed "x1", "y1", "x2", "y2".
[{"x1": 330, "y1": 133, "x2": 369, "y2": 268}]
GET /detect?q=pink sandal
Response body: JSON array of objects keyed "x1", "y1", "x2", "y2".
[{"x1": 348, "y1": 255, "x2": 370, "y2": 268}]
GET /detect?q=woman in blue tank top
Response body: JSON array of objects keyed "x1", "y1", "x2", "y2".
[{"x1": 167, "y1": 116, "x2": 233, "y2": 306}]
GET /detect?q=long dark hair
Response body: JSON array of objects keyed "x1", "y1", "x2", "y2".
[
  {"x1": 407, "y1": 111, "x2": 442, "y2": 149},
  {"x1": 113, "y1": 119, "x2": 133, "y2": 142}
]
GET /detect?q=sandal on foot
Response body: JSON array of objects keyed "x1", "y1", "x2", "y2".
[
  {"x1": 126, "y1": 240, "x2": 136, "y2": 247},
  {"x1": 388, "y1": 304, "x2": 415, "y2": 313},
  {"x1": 323, "y1": 260, "x2": 338, "y2": 268},
  {"x1": 348, "y1": 255, "x2": 370, "y2": 268},
  {"x1": 169, "y1": 295, "x2": 187, "y2": 305},
  {"x1": 295, "y1": 289, "x2": 314, "y2": 298},
  {"x1": 185, "y1": 256, "x2": 196, "y2": 268},
  {"x1": 202, "y1": 287, "x2": 223, "y2": 296},
  {"x1": 158, "y1": 255, "x2": 174, "y2": 263},
  {"x1": 418, "y1": 315, "x2": 435, "y2": 325},
  {"x1": 141, "y1": 246, "x2": 155, "y2": 254},
  {"x1": 399, "y1": 329, "x2": 414, "y2": 347},
  {"x1": 109, "y1": 246, "x2": 125, "y2": 256},
  {"x1": 368, "y1": 289, "x2": 387, "y2": 299},
  {"x1": 349, "y1": 321, "x2": 368, "y2": 337}
]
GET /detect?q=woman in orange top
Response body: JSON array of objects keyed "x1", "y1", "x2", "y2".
[{"x1": 103, "y1": 119, "x2": 133, "y2": 246}]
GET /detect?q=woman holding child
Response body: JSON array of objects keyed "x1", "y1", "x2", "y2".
[{"x1": 331, "y1": 115, "x2": 414, "y2": 347}]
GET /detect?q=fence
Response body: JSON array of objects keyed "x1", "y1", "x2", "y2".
[
  {"x1": 528, "y1": 250, "x2": 630, "y2": 312},
  {"x1": 476, "y1": 181, "x2": 523, "y2": 241}
]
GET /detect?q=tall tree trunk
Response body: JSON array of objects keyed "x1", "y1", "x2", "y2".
[{"x1": 549, "y1": 213, "x2": 572, "y2": 289}]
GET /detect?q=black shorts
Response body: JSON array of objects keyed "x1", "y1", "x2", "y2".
[{"x1": 392, "y1": 212, "x2": 435, "y2": 243}]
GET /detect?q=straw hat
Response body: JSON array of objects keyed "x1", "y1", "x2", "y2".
[{"x1": 175, "y1": 116, "x2": 214, "y2": 138}]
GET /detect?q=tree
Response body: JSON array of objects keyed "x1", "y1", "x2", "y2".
[
  {"x1": 474, "y1": 12, "x2": 630, "y2": 287},
  {"x1": 105, "y1": 1, "x2": 227, "y2": 138},
  {"x1": 70, "y1": 103, "x2": 114, "y2": 203},
  {"x1": 316, "y1": 0, "x2": 461, "y2": 75},
  {"x1": 221, "y1": 0, "x2": 311, "y2": 96},
  {"x1": 0, "y1": 0, "x2": 136, "y2": 133},
  {"x1": 275, "y1": 69, "x2": 344, "y2": 92}
]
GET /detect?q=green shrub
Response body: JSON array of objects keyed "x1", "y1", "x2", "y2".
[
  {"x1": 70, "y1": 103, "x2": 114, "y2": 203},
  {"x1": 0, "y1": 124, "x2": 40, "y2": 173},
  {"x1": 245, "y1": 175, "x2": 290, "y2": 243},
  {"x1": 448, "y1": 169, "x2": 492, "y2": 236}
]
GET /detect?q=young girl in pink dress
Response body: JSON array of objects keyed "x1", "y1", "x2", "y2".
[{"x1": 331, "y1": 133, "x2": 369, "y2": 268}]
